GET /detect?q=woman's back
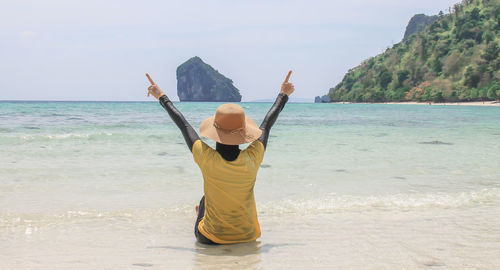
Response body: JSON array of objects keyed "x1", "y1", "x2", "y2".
[{"x1": 193, "y1": 140, "x2": 265, "y2": 243}]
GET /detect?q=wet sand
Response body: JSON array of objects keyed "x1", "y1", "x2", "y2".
[
  {"x1": 384, "y1": 101, "x2": 500, "y2": 106},
  {"x1": 2, "y1": 205, "x2": 500, "y2": 269}
]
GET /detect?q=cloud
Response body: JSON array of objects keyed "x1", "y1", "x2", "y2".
[{"x1": 20, "y1": 30, "x2": 37, "y2": 39}]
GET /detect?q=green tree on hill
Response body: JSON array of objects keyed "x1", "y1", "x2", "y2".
[{"x1": 328, "y1": 0, "x2": 500, "y2": 102}]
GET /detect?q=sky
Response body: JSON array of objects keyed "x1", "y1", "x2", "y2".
[{"x1": 0, "y1": 0, "x2": 458, "y2": 101}]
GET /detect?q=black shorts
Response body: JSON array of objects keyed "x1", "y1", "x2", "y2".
[{"x1": 194, "y1": 196, "x2": 218, "y2": 245}]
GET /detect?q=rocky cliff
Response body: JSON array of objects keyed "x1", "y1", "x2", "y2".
[
  {"x1": 403, "y1": 14, "x2": 438, "y2": 41},
  {"x1": 314, "y1": 95, "x2": 331, "y2": 103},
  {"x1": 176, "y1": 57, "x2": 242, "y2": 102}
]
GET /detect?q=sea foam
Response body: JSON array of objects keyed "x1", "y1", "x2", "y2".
[{"x1": 2, "y1": 188, "x2": 498, "y2": 230}]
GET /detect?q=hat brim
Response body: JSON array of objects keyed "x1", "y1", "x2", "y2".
[{"x1": 199, "y1": 116, "x2": 262, "y2": 145}]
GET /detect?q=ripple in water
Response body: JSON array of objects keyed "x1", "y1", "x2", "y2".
[{"x1": 419, "y1": 140, "x2": 453, "y2": 145}]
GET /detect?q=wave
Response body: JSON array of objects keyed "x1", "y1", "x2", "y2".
[
  {"x1": 259, "y1": 188, "x2": 500, "y2": 214},
  {"x1": 0, "y1": 207, "x2": 191, "y2": 230},
  {"x1": 9, "y1": 132, "x2": 114, "y2": 141},
  {"x1": 2, "y1": 188, "x2": 499, "y2": 230},
  {"x1": 45, "y1": 133, "x2": 113, "y2": 139}
]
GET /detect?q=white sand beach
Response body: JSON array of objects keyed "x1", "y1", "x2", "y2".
[{"x1": 332, "y1": 101, "x2": 500, "y2": 106}]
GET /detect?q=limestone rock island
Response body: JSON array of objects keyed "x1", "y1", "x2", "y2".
[{"x1": 176, "y1": 56, "x2": 242, "y2": 102}]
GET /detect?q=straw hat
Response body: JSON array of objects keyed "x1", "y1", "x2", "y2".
[{"x1": 200, "y1": 103, "x2": 262, "y2": 145}]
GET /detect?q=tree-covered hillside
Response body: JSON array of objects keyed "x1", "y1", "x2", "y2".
[{"x1": 329, "y1": 0, "x2": 500, "y2": 102}]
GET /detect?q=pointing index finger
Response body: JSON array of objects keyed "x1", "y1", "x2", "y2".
[
  {"x1": 146, "y1": 73, "x2": 156, "y2": 85},
  {"x1": 284, "y1": 70, "x2": 292, "y2": 83}
]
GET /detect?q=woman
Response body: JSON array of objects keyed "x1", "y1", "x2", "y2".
[{"x1": 146, "y1": 71, "x2": 294, "y2": 244}]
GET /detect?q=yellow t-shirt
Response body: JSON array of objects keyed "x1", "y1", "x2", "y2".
[{"x1": 192, "y1": 139, "x2": 265, "y2": 244}]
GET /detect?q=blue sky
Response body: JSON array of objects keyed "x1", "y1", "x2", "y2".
[{"x1": 0, "y1": 0, "x2": 458, "y2": 101}]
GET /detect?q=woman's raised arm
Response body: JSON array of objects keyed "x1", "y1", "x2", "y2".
[
  {"x1": 258, "y1": 71, "x2": 294, "y2": 148},
  {"x1": 146, "y1": 74, "x2": 200, "y2": 152}
]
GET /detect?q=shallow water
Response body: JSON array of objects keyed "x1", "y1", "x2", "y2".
[{"x1": 1, "y1": 101, "x2": 500, "y2": 269}]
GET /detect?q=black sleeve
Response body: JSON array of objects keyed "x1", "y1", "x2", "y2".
[
  {"x1": 159, "y1": 95, "x2": 200, "y2": 152},
  {"x1": 258, "y1": 93, "x2": 289, "y2": 148}
]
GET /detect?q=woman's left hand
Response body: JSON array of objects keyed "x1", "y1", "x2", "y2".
[
  {"x1": 280, "y1": 70, "x2": 295, "y2": 96},
  {"x1": 146, "y1": 73, "x2": 165, "y2": 100}
]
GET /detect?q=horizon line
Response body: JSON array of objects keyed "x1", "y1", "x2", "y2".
[{"x1": 0, "y1": 99, "x2": 314, "y2": 103}]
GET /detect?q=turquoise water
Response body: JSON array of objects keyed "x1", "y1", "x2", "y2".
[{"x1": 1, "y1": 101, "x2": 500, "y2": 269}]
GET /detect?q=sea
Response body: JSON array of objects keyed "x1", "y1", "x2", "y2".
[{"x1": 1, "y1": 101, "x2": 499, "y2": 269}]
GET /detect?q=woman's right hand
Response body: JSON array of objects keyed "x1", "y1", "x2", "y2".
[
  {"x1": 146, "y1": 73, "x2": 166, "y2": 100},
  {"x1": 280, "y1": 70, "x2": 295, "y2": 96}
]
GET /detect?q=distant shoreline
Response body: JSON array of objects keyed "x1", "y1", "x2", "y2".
[{"x1": 329, "y1": 101, "x2": 500, "y2": 107}]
